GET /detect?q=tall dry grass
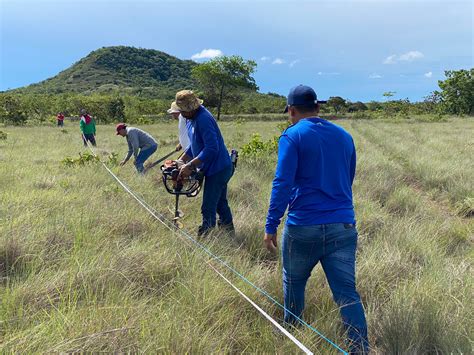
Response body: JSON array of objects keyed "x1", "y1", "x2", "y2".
[{"x1": 0, "y1": 118, "x2": 472, "y2": 353}]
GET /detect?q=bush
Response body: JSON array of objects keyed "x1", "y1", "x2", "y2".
[
  {"x1": 241, "y1": 133, "x2": 278, "y2": 156},
  {"x1": 61, "y1": 152, "x2": 100, "y2": 167},
  {"x1": 0, "y1": 131, "x2": 7, "y2": 140}
]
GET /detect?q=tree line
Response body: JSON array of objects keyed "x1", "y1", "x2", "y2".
[{"x1": 0, "y1": 58, "x2": 472, "y2": 125}]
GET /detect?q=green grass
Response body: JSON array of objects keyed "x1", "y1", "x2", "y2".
[{"x1": 1, "y1": 118, "x2": 473, "y2": 353}]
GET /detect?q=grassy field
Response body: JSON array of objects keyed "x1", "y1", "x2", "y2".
[{"x1": 0, "y1": 118, "x2": 473, "y2": 353}]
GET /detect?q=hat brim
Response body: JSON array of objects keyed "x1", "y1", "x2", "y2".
[
  {"x1": 175, "y1": 99, "x2": 204, "y2": 112},
  {"x1": 167, "y1": 108, "x2": 180, "y2": 114}
]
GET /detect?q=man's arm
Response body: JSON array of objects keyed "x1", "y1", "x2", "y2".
[
  {"x1": 127, "y1": 131, "x2": 140, "y2": 158},
  {"x1": 264, "y1": 134, "x2": 298, "y2": 251},
  {"x1": 195, "y1": 117, "x2": 219, "y2": 166},
  {"x1": 350, "y1": 140, "x2": 356, "y2": 185},
  {"x1": 120, "y1": 139, "x2": 134, "y2": 166}
]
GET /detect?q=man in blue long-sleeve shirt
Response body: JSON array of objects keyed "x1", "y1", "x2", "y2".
[
  {"x1": 175, "y1": 90, "x2": 234, "y2": 236},
  {"x1": 265, "y1": 85, "x2": 368, "y2": 354}
]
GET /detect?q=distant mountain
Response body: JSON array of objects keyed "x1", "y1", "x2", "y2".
[{"x1": 13, "y1": 46, "x2": 197, "y2": 97}]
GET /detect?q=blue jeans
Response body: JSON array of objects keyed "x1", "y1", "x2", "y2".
[
  {"x1": 82, "y1": 133, "x2": 96, "y2": 146},
  {"x1": 201, "y1": 164, "x2": 234, "y2": 231},
  {"x1": 282, "y1": 223, "x2": 369, "y2": 354},
  {"x1": 135, "y1": 144, "x2": 157, "y2": 173}
]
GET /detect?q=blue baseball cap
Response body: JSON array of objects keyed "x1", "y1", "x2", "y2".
[{"x1": 284, "y1": 85, "x2": 327, "y2": 113}]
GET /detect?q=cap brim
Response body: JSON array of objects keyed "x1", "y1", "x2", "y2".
[
  {"x1": 317, "y1": 100, "x2": 327, "y2": 104},
  {"x1": 167, "y1": 109, "x2": 180, "y2": 114},
  {"x1": 283, "y1": 105, "x2": 289, "y2": 113}
]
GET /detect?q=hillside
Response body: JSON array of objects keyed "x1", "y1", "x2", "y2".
[{"x1": 13, "y1": 46, "x2": 197, "y2": 98}]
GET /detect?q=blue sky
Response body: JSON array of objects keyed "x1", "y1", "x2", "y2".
[{"x1": 1, "y1": 0, "x2": 472, "y2": 101}]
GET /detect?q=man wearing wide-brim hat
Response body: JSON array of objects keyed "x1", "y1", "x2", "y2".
[{"x1": 175, "y1": 90, "x2": 234, "y2": 236}]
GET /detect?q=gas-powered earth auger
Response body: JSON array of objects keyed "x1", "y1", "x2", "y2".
[
  {"x1": 160, "y1": 150, "x2": 238, "y2": 229},
  {"x1": 160, "y1": 160, "x2": 204, "y2": 228}
]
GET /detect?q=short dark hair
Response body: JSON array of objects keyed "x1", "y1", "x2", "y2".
[{"x1": 293, "y1": 104, "x2": 318, "y2": 114}]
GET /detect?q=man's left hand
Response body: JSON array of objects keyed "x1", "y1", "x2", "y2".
[{"x1": 264, "y1": 233, "x2": 278, "y2": 253}]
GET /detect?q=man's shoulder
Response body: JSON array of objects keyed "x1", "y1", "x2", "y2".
[{"x1": 196, "y1": 106, "x2": 215, "y2": 121}]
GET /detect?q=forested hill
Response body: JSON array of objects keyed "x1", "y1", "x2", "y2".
[{"x1": 12, "y1": 46, "x2": 197, "y2": 98}]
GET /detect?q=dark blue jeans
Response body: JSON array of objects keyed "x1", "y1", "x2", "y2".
[
  {"x1": 82, "y1": 133, "x2": 96, "y2": 146},
  {"x1": 282, "y1": 223, "x2": 369, "y2": 354},
  {"x1": 135, "y1": 144, "x2": 157, "y2": 173},
  {"x1": 201, "y1": 164, "x2": 234, "y2": 231}
]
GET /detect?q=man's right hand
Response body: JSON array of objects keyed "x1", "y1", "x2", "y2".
[
  {"x1": 119, "y1": 160, "x2": 126, "y2": 166},
  {"x1": 264, "y1": 233, "x2": 278, "y2": 253}
]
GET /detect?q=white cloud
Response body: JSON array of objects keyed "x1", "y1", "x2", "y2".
[
  {"x1": 272, "y1": 58, "x2": 285, "y2": 65},
  {"x1": 191, "y1": 49, "x2": 223, "y2": 60},
  {"x1": 318, "y1": 71, "x2": 341, "y2": 76},
  {"x1": 383, "y1": 50, "x2": 424, "y2": 64},
  {"x1": 383, "y1": 55, "x2": 397, "y2": 64},
  {"x1": 289, "y1": 59, "x2": 300, "y2": 68},
  {"x1": 399, "y1": 50, "x2": 424, "y2": 61},
  {"x1": 260, "y1": 56, "x2": 271, "y2": 61},
  {"x1": 424, "y1": 71, "x2": 433, "y2": 78},
  {"x1": 369, "y1": 73, "x2": 383, "y2": 79}
]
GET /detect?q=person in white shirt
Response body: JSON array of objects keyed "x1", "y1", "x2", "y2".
[{"x1": 167, "y1": 101, "x2": 190, "y2": 152}]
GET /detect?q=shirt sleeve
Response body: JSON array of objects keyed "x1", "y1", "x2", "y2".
[
  {"x1": 265, "y1": 134, "x2": 298, "y2": 234},
  {"x1": 79, "y1": 118, "x2": 84, "y2": 133},
  {"x1": 128, "y1": 131, "x2": 140, "y2": 158},
  {"x1": 124, "y1": 138, "x2": 133, "y2": 161},
  {"x1": 195, "y1": 117, "x2": 219, "y2": 165},
  {"x1": 350, "y1": 140, "x2": 356, "y2": 184},
  {"x1": 184, "y1": 145, "x2": 193, "y2": 158}
]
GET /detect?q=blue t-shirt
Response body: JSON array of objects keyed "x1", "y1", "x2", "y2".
[
  {"x1": 265, "y1": 117, "x2": 356, "y2": 234},
  {"x1": 184, "y1": 106, "x2": 231, "y2": 176}
]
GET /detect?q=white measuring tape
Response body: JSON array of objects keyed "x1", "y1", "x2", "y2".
[{"x1": 81, "y1": 135, "x2": 347, "y2": 354}]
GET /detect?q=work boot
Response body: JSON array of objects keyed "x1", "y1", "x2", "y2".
[{"x1": 197, "y1": 225, "x2": 212, "y2": 237}]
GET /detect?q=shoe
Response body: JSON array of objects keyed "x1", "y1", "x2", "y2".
[{"x1": 197, "y1": 225, "x2": 212, "y2": 237}]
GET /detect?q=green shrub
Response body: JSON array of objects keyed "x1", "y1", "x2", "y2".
[
  {"x1": 61, "y1": 152, "x2": 100, "y2": 167},
  {"x1": 241, "y1": 133, "x2": 278, "y2": 156},
  {"x1": 0, "y1": 130, "x2": 7, "y2": 140},
  {"x1": 107, "y1": 152, "x2": 119, "y2": 166}
]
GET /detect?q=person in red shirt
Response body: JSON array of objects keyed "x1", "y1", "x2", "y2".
[{"x1": 57, "y1": 112, "x2": 65, "y2": 127}]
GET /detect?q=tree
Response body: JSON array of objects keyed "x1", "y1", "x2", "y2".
[
  {"x1": 437, "y1": 69, "x2": 474, "y2": 115},
  {"x1": 0, "y1": 94, "x2": 27, "y2": 125},
  {"x1": 327, "y1": 96, "x2": 346, "y2": 114},
  {"x1": 347, "y1": 101, "x2": 368, "y2": 112},
  {"x1": 192, "y1": 55, "x2": 258, "y2": 120},
  {"x1": 108, "y1": 97, "x2": 125, "y2": 122}
]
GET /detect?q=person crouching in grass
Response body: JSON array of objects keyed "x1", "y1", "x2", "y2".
[{"x1": 116, "y1": 123, "x2": 158, "y2": 174}]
